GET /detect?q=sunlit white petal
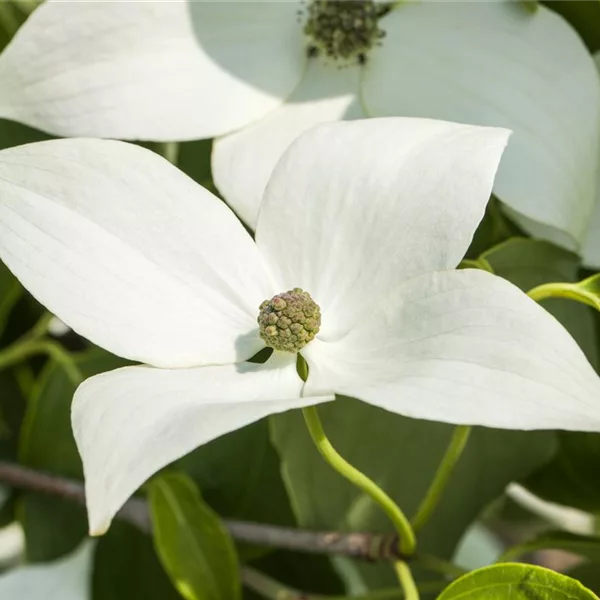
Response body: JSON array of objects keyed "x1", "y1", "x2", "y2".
[
  {"x1": 73, "y1": 354, "x2": 332, "y2": 535},
  {"x1": 363, "y1": 2, "x2": 600, "y2": 246},
  {"x1": 257, "y1": 118, "x2": 509, "y2": 338},
  {"x1": 303, "y1": 269, "x2": 600, "y2": 431},
  {"x1": 0, "y1": 139, "x2": 273, "y2": 368},
  {"x1": 0, "y1": 2, "x2": 305, "y2": 140},
  {"x1": 213, "y1": 62, "x2": 363, "y2": 228},
  {"x1": 0, "y1": 540, "x2": 93, "y2": 600}
]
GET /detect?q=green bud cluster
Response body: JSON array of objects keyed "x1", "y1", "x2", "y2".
[
  {"x1": 303, "y1": 0, "x2": 389, "y2": 63},
  {"x1": 258, "y1": 288, "x2": 321, "y2": 353}
]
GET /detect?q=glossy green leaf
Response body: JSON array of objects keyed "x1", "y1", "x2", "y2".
[
  {"x1": 271, "y1": 399, "x2": 554, "y2": 588},
  {"x1": 437, "y1": 563, "x2": 599, "y2": 599},
  {"x1": 500, "y1": 531, "x2": 600, "y2": 563},
  {"x1": 148, "y1": 472, "x2": 241, "y2": 600}
]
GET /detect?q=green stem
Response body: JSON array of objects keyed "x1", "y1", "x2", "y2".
[
  {"x1": 30, "y1": 312, "x2": 54, "y2": 339},
  {"x1": 301, "y1": 406, "x2": 416, "y2": 556},
  {"x1": 0, "y1": 338, "x2": 82, "y2": 386},
  {"x1": 411, "y1": 426, "x2": 472, "y2": 531},
  {"x1": 415, "y1": 553, "x2": 467, "y2": 578},
  {"x1": 393, "y1": 562, "x2": 419, "y2": 600},
  {"x1": 458, "y1": 258, "x2": 494, "y2": 274},
  {"x1": 527, "y1": 282, "x2": 599, "y2": 311},
  {"x1": 241, "y1": 567, "x2": 301, "y2": 600},
  {"x1": 160, "y1": 142, "x2": 180, "y2": 165}
]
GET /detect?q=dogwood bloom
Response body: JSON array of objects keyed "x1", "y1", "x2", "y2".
[
  {"x1": 1, "y1": 118, "x2": 600, "y2": 537},
  {"x1": 0, "y1": 2, "x2": 598, "y2": 247}
]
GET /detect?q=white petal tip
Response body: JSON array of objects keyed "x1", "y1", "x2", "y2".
[{"x1": 88, "y1": 523, "x2": 109, "y2": 537}]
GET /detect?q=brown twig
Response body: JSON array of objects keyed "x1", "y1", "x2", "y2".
[{"x1": 0, "y1": 461, "x2": 402, "y2": 562}]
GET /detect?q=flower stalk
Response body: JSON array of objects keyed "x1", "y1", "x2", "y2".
[
  {"x1": 393, "y1": 561, "x2": 420, "y2": 600},
  {"x1": 411, "y1": 425, "x2": 472, "y2": 531},
  {"x1": 0, "y1": 313, "x2": 82, "y2": 386},
  {"x1": 301, "y1": 406, "x2": 416, "y2": 556}
]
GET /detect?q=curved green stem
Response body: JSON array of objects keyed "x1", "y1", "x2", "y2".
[
  {"x1": 411, "y1": 426, "x2": 472, "y2": 531},
  {"x1": 527, "y1": 282, "x2": 600, "y2": 311},
  {"x1": 393, "y1": 562, "x2": 419, "y2": 600},
  {"x1": 0, "y1": 338, "x2": 82, "y2": 386},
  {"x1": 301, "y1": 406, "x2": 416, "y2": 556},
  {"x1": 458, "y1": 258, "x2": 494, "y2": 274}
]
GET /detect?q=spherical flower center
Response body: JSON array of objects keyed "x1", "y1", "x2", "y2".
[
  {"x1": 258, "y1": 288, "x2": 321, "y2": 353},
  {"x1": 303, "y1": 0, "x2": 390, "y2": 64}
]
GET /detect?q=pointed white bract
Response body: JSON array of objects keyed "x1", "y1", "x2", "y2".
[
  {"x1": 303, "y1": 269, "x2": 600, "y2": 431},
  {"x1": 363, "y1": 2, "x2": 600, "y2": 248},
  {"x1": 0, "y1": 540, "x2": 93, "y2": 600},
  {"x1": 581, "y1": 51, "x2": 600, "y2": 270},
  {"x1": 1, "y1": 118, "x2": 600, "y2": 536},
  {"x1": 1, "y1": 1, "x2": 595, "y2": 246},
  {"x1": 212, "y1": 62, "x2": 364, "y2": 227},
  {"x1": 0, "y1": 2, "x2": 305, "y2": 140},
  {"x1": 73, "y1": 354, "x2": 331, "y2": 535},
  {"x1": 0, "y1": 139, "x2": 272, "y2": 367}
]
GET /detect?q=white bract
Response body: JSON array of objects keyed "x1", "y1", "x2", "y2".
[
  {"x1": 0, "y1": 540, "x2": 92, "y2": 600},
  {"x1": 0, "y1": 1, "x2": 598, "y2": 247},
  {"x1": 1, "y1": 118, "x2": 600, "y2": 537},
  {"x1": 581, "y1": 51, "x2": 600, "y2": 270}
]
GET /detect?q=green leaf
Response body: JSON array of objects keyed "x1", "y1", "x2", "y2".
[
  {"x1": 271, "y1": 399, "x2": 554, "y2": 588},
  {"x1": 543, "y1": 1, "x2": 600, "y2": 52},
  {"x1": 482, "y1": 238, "x2": 598, "y2": 367},
  {"x1": 568, "y1": 563, "x2": 600, "y2": 594},
  {"x1": 19, "y1": 347, "x2": 128, "y2": 561},
  {"x1": 93, "y1": 521, "x2": 181, "y2": 600},
  {"x1": 465, "y1": 198, "x2": 521, "y2": 259},
  {"x1": 523, "y1": 430, "x2": 600, "y2": 512},
  {"x1": 148, "y1": 472, "x2": 241, "y2": 600},
  {"x1": 0, "y1": 261, "x2": 22, "y2": 338},
  {"x1": 177, "y1": 419, "x2": 295, "y2": 526},
  {"x1": 0, "y1": 119, "x2": 51, "y2": 151},
  {"x1": 500, "y1": 531, "x2": 600, "y2": 563},
  {"x1": 437, "y1": 563, "x2": 599, "y2": 599}
]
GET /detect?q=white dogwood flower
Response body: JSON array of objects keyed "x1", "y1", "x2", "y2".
[
  {"x1": 0, "y1": 2, "x2": 598, "y2": 247},
  {"x1": 1, "y1": 118, "x2": 600, "y2": 537}
]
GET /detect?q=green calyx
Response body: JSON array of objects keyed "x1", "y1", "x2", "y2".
[
  {"x1": 303, "y1": 0, "x2": 390, "y2": 63},
  {"x1": 258, "y1": 288, "x2": 321, "y2": 353}
]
